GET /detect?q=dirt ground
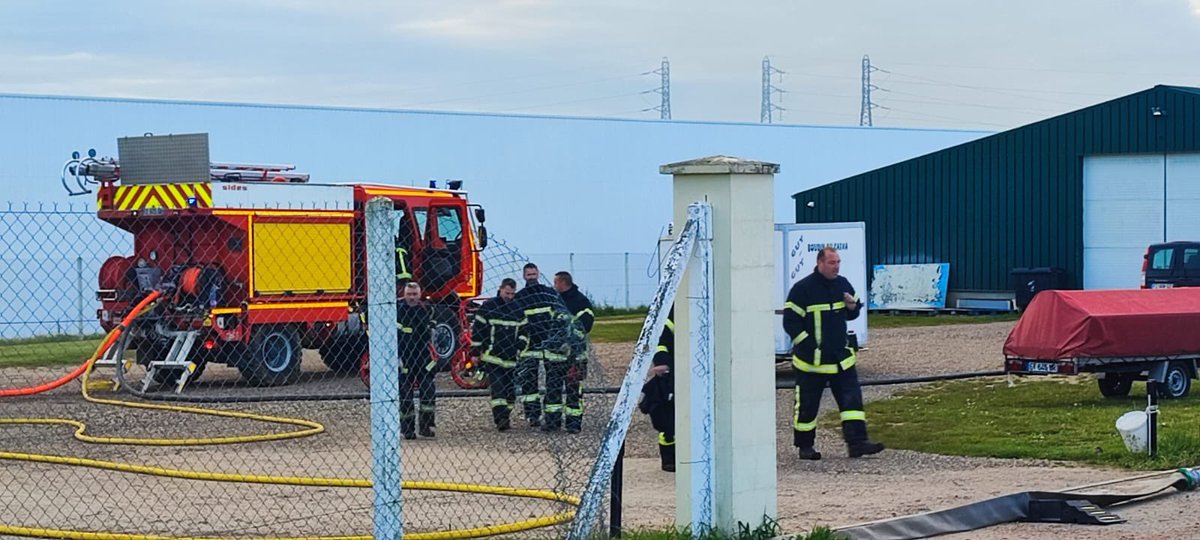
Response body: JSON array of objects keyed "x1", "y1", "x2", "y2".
[{"x1": 1, "y1": 320, "x2": 1198, "y2": 539}]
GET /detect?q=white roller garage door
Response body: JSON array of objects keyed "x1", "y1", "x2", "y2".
[{"x1": 1083, "y1": 153, "x2": 1200, "y2": 289}]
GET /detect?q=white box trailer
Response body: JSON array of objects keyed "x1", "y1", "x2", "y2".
[{"x1": 774, "y1": 222, "x2": 869, "y2": 357}]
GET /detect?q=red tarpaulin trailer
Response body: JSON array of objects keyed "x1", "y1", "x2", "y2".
[
  {"x1": 1003, "y1": 288, "x2": 1200, "y2": 399},
  {"x1": 1004, "y1": 288, "x2": 1200, "y2": 360}
]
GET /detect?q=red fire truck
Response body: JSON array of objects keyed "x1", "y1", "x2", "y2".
[{"x1": 68, "y1": 133, "x2": 487, "y2": 391}]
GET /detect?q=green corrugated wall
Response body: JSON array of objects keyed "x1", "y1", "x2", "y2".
[{"x1": 793, "y1": 85, "x2": 1200, "y2": 292}]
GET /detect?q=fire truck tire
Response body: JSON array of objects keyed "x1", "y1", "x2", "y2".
[
  {"x1": 239, "y1": 326, "x2": 302, "y2": 387},
  {"x1": 1097, "y1": 373, "x2": 1133, "y2": 397},
  {"x1": 430, "y1": 306, "x2": 461, "y2": 373},
  {"x1": 319, "y1": 337, "x2": 365, "y2": 375}
]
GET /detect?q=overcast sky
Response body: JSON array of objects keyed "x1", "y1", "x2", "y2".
[{"x1": 2, "y1": 0, "x2": 1199, "y2": 130}]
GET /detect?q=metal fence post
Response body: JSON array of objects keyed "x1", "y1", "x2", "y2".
[
  {"x1": 76, "y1": 256, "x2": 84, "y2": 337},
  {"x1": 570, "y1": 252, "x2": 575, "y2": 276},
  {"x1": 624, "y1": 252, "x2": 630, "y2": 308},
  {"x1": 366, "y1": 197, "x2": 403, "y2": 539}
]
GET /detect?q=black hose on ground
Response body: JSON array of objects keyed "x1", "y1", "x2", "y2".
[{"x1": 121, "y1": 368, "x2": 1001, "y2": 404}]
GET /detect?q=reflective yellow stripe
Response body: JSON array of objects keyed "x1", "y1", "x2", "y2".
[
  {"x1": 474, "y1": 316, "x2": 490, "y2": 324},
  {"x1": 425, "y1": 360, "x2": 438, "y2": 372},
  {"x1": 665, "y1": 319, "x2": 674, "y2": 331},
  {"x1": 525, "y1": 306, "x2": 553, "y2": 315},
  {"x1": 832, "y1": 301, "x2": 846, "y2": 310},
  {"x1": 792, "y1": 351, "x2": 857, "y2": 374},
  {"x1": 575, "y1": 308, "x2": 594, "y2": 319},
  {"x1": 544, "y1": 404, "x2": 564, "y2": 413},
  {"x1": 656, "y1": 345, "x2": 669, "y2": 353},
  {"x1": 395, "y1": 247, "x2": 411, "y2": 279},
  {"x1": 489, "y1": 398, "x2": 510, "y2": 407},
  {"x1": 793, "y1": 385, "x2": 802, "y2": 431},
  {"x1": 814, "y1": 312, "x2": 823, "y2": 358},
  {"x1": 486, "y1": 319, "x2": 522, "y2": 327},
  {"x1": 805, "y1": 303, "x2": 833, "y2": 312},
  {"x1": 791, "y1": 331, "x2": 809, "y2": 346},
  {"x1": 784, "y1": 302, "x2": 806, "y2": 316},
  {"x1": 397, "y1": 325, "x2": 414, "y2": 334},
  {"x1": 518, "y1": 394, "x2": 541, "y2": 403},
  {"x1": 658, "y1": 432, "x2": 675, "y2": 446},
  {"x1": 481, "y1": 354, "x2": 517, "y2": 368},
  {"x1": 565, "y1": 406, "x2": 583, "y2": 417},
  {"x1": 794, "y1": 419, "x2": 817, "y2": 432},
  {"x1": 840, "y1": 410, "x2": 865, "y2": 422}
]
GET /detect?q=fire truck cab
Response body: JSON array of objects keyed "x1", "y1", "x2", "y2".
[{"x1": 71, "y1": 133, "x2": 486, "y2": 391}]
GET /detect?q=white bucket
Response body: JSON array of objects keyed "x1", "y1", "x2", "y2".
[{"x1": 1116, "y1": 411, "x2": 1149, "y2": 453}]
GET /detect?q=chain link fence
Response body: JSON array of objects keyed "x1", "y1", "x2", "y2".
[{"x1": 0, "y1": 199, "x2": 640, "y2": 538}]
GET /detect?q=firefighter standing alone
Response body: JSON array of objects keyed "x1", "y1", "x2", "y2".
[
  {"x1": 639, "y1": 307, "x2": 676, "y2": 472},
  {"x1": 784, "y1": 246, "x2": 884, "y2": 460}
]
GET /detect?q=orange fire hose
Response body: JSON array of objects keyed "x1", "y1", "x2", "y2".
[{"x1": 0, "y1": 291, "x2": 161, "y2": 398}]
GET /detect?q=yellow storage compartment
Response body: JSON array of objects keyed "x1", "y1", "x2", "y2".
[{"x1": 253, "y1": 222, "x2": 351, "y2": 295}]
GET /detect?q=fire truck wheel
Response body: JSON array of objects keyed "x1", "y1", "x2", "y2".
[
  {"x1": 239, "y1": 326, "x2": 302, "y2": 387},
  {"x1": 320, "y1": 337, "x2": 365, "y2": 375},
  {"x1": 430, "y1": 306, "x2": 461, "y2": 372}
]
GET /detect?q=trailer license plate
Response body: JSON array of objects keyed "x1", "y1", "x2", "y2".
[{"x1": 1024, "y1": 361, "x2": 1059, "y2": 373}]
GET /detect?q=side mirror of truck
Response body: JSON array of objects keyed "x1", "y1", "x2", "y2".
[
  {"x1": 476, "y1": 226, "x2": 488, "y2": 250},
  {"x1": 474, "y1": 207, "x2": 486, "y2": 223}
]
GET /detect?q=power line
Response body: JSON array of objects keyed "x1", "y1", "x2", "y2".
[{"x1": 761, "y1": 56, "x2": 785, "y2": 123}]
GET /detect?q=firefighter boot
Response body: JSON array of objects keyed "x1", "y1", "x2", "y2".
[
  {"x1": 400, "y1": 418, "x2": 416, "y2": 440},
  {"x1": 565, "y1": 414, "x2": 582, "y2": 434},
  {"x1": 418, "y1": 411, "x2": 436, "y2": 438},
  {"x1": 659, "y1": 436, "x2": 676, "y2": 472},
  {"x1": 540, "y1": 411, "x2": 562, "y2": 432},
  {"x1": 847, "y1": 440, "x2": 885, "y2": 458},
  {"x1": 797, "y1": 447, "x2": 823, "y2": 461},
  {"x1": 492, "y1": 406, "x2": 512, "y2": 432}
]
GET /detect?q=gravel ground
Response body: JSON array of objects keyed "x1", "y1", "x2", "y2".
[{"x1": 2, "y1": 320, "x2": 1197, "y2": 539}]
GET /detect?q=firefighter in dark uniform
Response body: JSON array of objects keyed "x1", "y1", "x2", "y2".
[
  {"x1": 470, "y1": 278, "x2": 526, "y2": 432},
  {"x1": 639, "y1": 307, "x2": 675, "y2": 472},
  {"x1": 783, "y1": 246, "x2": 884, "y2": 460},
  {"x1": 397, "y1": 281, "x2": 437, "y2": 439},
  {"x1": 553, "y1": 271, "x2": 595, "y2": 434},
  {"x1": 514, "y1": 262, "x2": 573, "y2": 430}
]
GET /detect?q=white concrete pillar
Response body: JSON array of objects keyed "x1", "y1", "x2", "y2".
[{"x1": 660, "y1": 155, "x2": 778, "y2": 532}]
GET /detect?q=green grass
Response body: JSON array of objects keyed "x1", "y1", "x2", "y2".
[
  {"x1": 867, "y1": 312, "x2": 1020, "y2": 329},
  {"x1": 857, "y1": 376, "x2": 1200, "y2": 470},
  {"x1": 594, "y1": 305, "x2": 649, "y2": 317},
  {"x1": 0, "y1": 334, "x2": 104, "y2": 368},
  {"x1": 616, "y1": 518, "x2": 842, "y2": 540}
]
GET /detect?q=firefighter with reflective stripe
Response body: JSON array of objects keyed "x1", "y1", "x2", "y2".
[
  {"x1": 554, "y1": 271, "x2": 595, "y2": 434},
  {"x1": 638, "y1": 307, "x2": 675, "y2": 472},
  {"x1": 397, "y1": 281, "x2": 437, "y2": 439},
  {"x1": 395, "y1": 214, "x2": 415, "y2": 284},
  {"x1": 471, "y1": 278, "x2": 526, "y2": 431},
  {"x1": 783, "y1": 246, "x2": 884, "y2": 460},
  {"x1": 514, "y1": 263, "x2": 574, "y2": 429}
]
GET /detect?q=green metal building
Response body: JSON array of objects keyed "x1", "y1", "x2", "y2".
[{"x1": 792, "y1": 85, "x2": 1200, "y2": 300}]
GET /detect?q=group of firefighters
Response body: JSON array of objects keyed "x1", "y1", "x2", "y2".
[
  {"x1": 395, "y1": 246, "x2": 885, "y2": 470},
  {"x1": 393, "y1": 263, "x2": 593, "y2": 439}
]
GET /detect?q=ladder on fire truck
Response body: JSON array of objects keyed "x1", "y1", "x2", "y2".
[
  {"x1": 97, "y1": 325, "x2": 203, "y2": 394},
  {"x1": 63, "y1": 156, "x2": 310, "y2": 195}
]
